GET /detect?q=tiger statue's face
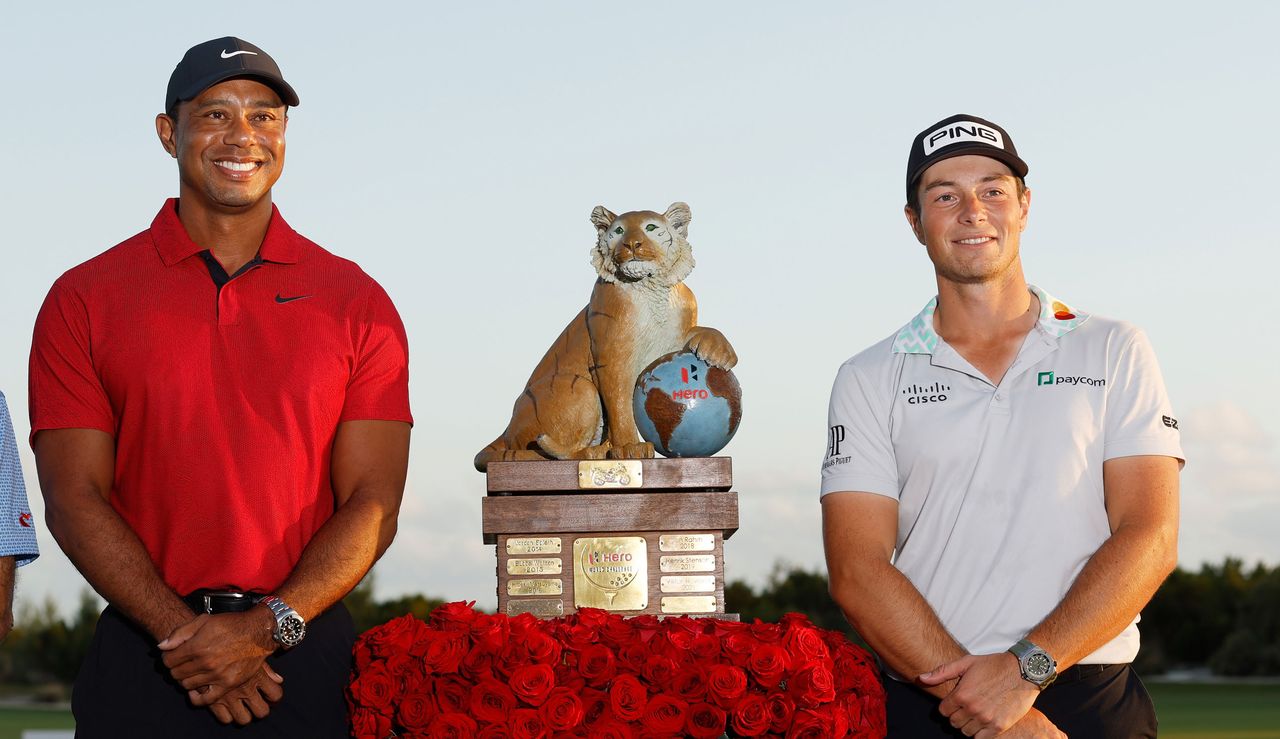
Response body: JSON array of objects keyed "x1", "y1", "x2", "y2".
[{"x1": 590, "y1": 202, "x2": 695, "y2": 286}]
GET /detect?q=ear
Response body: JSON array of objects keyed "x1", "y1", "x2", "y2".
[
  {"x1": 590, "y1": 206, "x2": 617, "y2": 233},
  {"x1": 155, "y1": 113, "x2": 178, "y2": 159},
  {"x1": 904, "y1": 204, "x2": 926, "y2": 245},
  {"x1": 664, "y1": 202, "x2": 692, "y2": 239}
]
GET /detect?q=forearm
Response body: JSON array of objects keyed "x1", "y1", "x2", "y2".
[
  {"x1": 275, "y1": 489, "x2": 399, "y2": 622},
  {"x1": 46, "y1": 490, "x2": 191, "y2": 640},
  {"x1": 830, "y1": 558, "x2": 966, "y2": 697},
  {"x1": 1028, "y1": 519, "x2": 1177, "y2": 668},
  {"x1": 0, "y1": 557, "x2": 14, "y2": 639}
]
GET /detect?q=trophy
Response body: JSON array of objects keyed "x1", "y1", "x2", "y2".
[{"x1": 475, "y1": 203, "x2": 742, "y2": 618}]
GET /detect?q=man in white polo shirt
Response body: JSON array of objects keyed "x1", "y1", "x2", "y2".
[{"x1": 821, "y1": 114, "x2": 1181, "y2": 738}]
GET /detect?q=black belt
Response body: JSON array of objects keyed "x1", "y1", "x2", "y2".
[
  {"x1": 1054, "y1": 663, "x2": 1122, "y2": 686},
  {"x1": 183, "y1": 590, "x2": 265, "y2": 615}
]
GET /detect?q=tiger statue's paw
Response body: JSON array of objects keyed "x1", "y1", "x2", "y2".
[
  {"x1": 685, "y1": 327, "x2": 738, "y2": 370},
  {"x1": 608, "y1": 441, "x2": 654, "y2": 460}
]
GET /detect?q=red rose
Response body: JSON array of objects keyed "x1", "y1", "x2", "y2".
[
  {"x1": 581, "y1": 687, "x2": 610, "y2": 724},
  {"x1": 350, "y1": 662, "x2": 395, "y2": 713},
  {"x1": 353, "y1": 639, "x2": 376, "y2": 671},
  {"x1": 685, "y1": 702, "x2": 727, "y2": 739},
  {"x1": 765, "y1": 693, "x2": 796, "y2": 733},
  {"x1": 562, "y1": 622, "x2": 600, "y2": 651},
  {"x1": 539, "y1": 687, "x2": 585, "y2": 732},
  {"x1": 617, "y1": 642, "x2": 648, "y2": 673},
  {"x1": 509, "y1": 663, "x2": 556, "y2": 707},
  {"x1": 524, "y1": 628, "x2": 563, "y2": 665},
  {"x1": 423, "y1": 630, "x2": 471, "y2": 674},
  {"x1": 349, "y1": 707, "x2": 392, "y2": 739},
  {"x1": 747, "y1": 643, "x2": 792, "y2": 689},
  {"x1": 784, "y1": 625, "x2": 831, "y2": 662},
  {"x1": 434, "y1": 675, "x2": 471, "y2": 714},
  {"x1": 671, "y1": 667, "x2": 708, "y2": 702},
  {"x1": 587, "y1": 718, "x2": 635, "y2": 739},
  {"x1": 641, "y1": 695, "x2": 689, "y2": 735},
  {"x1": 510, "y1": 707, "x2": 547, "y2": 739},
  {"x1": 397, "y1": 687, "x2": 437, "y2": 731},
  {"x1": 721, "y1": 631, "x2": 757, "y2": 666},
  {"x1": 822, "y1": 701, "x2": 850, "y2": 737},
  {"x1": 706, "y1": 664, "x2": 748, "y2": 710},
  {"x1": 470, "y1": 677, "x2": 517, "y2": 724},
  {"x1": 461, "y1": 646, "x2": 496, "y2": 682},
  {"x1": 789, "y1": 660, "x2": 836, "y2": 708},
  {"x1": 729, "y1": 693, "x2": 770, "y2": 737},
  {"x1": 430, "y1": 601, "x2": 479, "y2": 632},
  {"x1": 749, "y1": 620, "x2": 783, "y2": 643},
  {"x1": 575, "y1": 607, "x2": 609, "y2": 629},
  {"x1": 364, "y1": 614, "x2": 424, "y2": 659},
  {"x1": 599, "y1": 615, "x2": 636, "y2": 647},
  {"x1": 427, "y1": 711, "x2": 479, "y2": 739},
  {"x1": 609, "y1": 673, "x2": 648, "y2": 722},
  {"x1": 478, "y1": 724, "x2": 514, "y2": 739},
  {"x1": 690, "y1": 633, "x2": 721, "y2": 661},
  {"x1": 785, "y1": 708, "x2": 832, "y2": 739},
  {"x1": 471, "y1": 612, "x2": 511, "y2": 653},
  {"x1": 641, "y1": 654, "x2": 678, "y2": 687},
  {"x1": 578, "y1": 644, "x2": 617, "y2": 686}
]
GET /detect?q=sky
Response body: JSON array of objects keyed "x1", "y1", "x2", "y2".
[{"x1": 1, "y1": 1, "x2": 1277, "y2": 616}]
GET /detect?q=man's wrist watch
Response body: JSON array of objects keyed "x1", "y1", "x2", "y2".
[
  {"x1": 1008, "y1": 638, "x2": 1057, "y2": 689},
  {"x1": 261, "y1": 595, "x2": 306, "y2": 649}
]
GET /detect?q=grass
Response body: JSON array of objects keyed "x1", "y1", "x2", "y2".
[
  {"x1": 0, "y1": 683, "x2": 1275, "y2": 738},
  {"x1": 1149, "y1": 682, "x2": 1280, "y2": 739}
]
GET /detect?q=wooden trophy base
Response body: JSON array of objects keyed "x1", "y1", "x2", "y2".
[{"x1": 482, "y1": 458, "x2": 738, "y2": 619}]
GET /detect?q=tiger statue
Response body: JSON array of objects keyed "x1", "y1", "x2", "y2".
[{"x1": 474, "y1": 202, "x2": 737, "y2": 471}]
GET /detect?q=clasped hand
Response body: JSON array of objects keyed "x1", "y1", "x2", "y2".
[
  {"x1": 919, "y1": 653, "x2": 1064, "y2": 738},
  {"x1": 159, "y1": 612, "x2": 282, "y2": 723}
]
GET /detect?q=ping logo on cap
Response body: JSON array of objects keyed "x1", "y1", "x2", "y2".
[{"x1": 922, "y1": 121, "x2": 1005, "y2": 155}]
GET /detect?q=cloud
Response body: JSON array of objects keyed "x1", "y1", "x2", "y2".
[{"x1": 1178, "y1": 401, "x2": 1280, "y2": 568}]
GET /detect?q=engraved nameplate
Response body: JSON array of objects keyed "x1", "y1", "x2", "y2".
[
  {"x1": 577, "y1": 460, "x2": 643, "y2": 489},
  {"x1": 506, "y1": 599, "x2": 564, "y2": 618},
  {"x1": 660, "y1": 575, "x2": 716, "y2": 593},
  {"x1": 659, "y1": 534, "x2": 715, "y2": 552},
  {"x1": 574, "y1": 536, "x2": 648, "y2": 610},
  {"x1": 507, "y1": 558, "x2": 563, "y2": 576},
  {"x1": 507, "y1": 578, "x2": 563, "y2": 596},
  {"x1": 660, "y1": 555, "x2": 716, "y2": 573},
  {"x1": 661, "y1": 596, "x2": 717, "y2": 614},
  {"x1": 506, "y1": 537, "x2": 562, "y2": 555}
]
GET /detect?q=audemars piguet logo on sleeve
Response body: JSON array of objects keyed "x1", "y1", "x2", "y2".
[{"x1": 823, "y1": 425, "x2": 849, "y2": 470}]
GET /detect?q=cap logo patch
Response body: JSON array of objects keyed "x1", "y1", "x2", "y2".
[
  {"x1": 220, "y1": 49, "x2": 258, "y2": 59},
  {"x1": 923, "y1": 121, "x2": 1005, "y2": 155}
]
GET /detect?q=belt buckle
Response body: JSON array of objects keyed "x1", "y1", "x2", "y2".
[{"x1": 200, "y1": 591, "x2": 251, "y2": 614}]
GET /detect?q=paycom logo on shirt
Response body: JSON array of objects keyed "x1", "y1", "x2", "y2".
[{"x1": 1037, "y1": 371, "x2": 1105, "y2": 387}]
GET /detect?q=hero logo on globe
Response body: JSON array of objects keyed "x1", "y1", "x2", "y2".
[{"x1": 923, "y1": 122, "x2": 1005, "y2": 155}]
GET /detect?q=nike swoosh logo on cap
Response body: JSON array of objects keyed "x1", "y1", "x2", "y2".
[{"x1": 221, "y1": 50, "x2": 259, "y2": 59}]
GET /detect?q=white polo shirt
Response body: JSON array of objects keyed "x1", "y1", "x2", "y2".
[{"x1": 821, "y1": 285, "x2": 1183, "y2": 665}]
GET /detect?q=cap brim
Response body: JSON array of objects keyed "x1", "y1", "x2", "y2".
[
  {"x1": 170, "y1": 70, "x2": 300, "y2": 111},
  {"x1": 908, "y1": 146, "x2": 1028, "y2": 196}
]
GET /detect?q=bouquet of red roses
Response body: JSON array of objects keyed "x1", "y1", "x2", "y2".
[{"x1": 347, "y1": 602, "x2": 885, "y2": 738}]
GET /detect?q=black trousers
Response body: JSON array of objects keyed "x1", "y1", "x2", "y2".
[
  {"x1": 72, "y1": 604, "x2": 356, "y2": 738},
  {"x1": 884, "y1": 664, "x2": 1158, "y2": 738}
]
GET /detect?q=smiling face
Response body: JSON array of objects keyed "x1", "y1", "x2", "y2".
[
  {"x1": 155, "y1": 78, "x2": 287, "y2": 213},
  {"x1": 904, "y1": 154, "x2": 1030, "y2": 286}
]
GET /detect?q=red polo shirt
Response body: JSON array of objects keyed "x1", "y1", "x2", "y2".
[{"x1": 29, "y1": 199, "x2": 412, "y2": 595}]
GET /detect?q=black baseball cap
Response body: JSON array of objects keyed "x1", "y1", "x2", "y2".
[
  {"x1": 906, "y1": 114, "x2": 1027, "y2": 201},
  {"x1": 165, "y1": 37, "x2": 300, "y2": 113}
]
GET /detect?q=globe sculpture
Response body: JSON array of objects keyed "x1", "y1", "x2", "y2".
[{"x1": 632, "y1": 351, "x2": 742, "y2": 457}]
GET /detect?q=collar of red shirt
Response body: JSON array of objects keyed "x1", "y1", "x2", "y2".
[{"x1": 149, "y1": 198, "x2": 301, "y2": 267}]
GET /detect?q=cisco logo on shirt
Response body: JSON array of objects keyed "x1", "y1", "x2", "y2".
[
  {"x1": 1036, "y1": 371, "x2": 1105, "y2": 388},
  {"x1": 902, "y1": 382, "x2": 950, "y2": 405}
]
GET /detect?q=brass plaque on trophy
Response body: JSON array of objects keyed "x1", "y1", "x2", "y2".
[
  {"x1": 573, "y1": 536, "x2": 648, "y2": 610},
  {"x1": 660, "y1": 575, "x2": 715, "y2": 593},
  {"x1": 507, "y1": 558, "x2": 563, "y2": 576},
  {"x1": 659, "y1": 534, "x2": 714, "y2": 552},
  {"x1": 506, "y1": 537, "x2": 562, "y2": 555},
  {"x1": 660, "y1": 554, "x2": 716, "y2": 573},
  {"x1": 508, "y1": 578, "x2": 563, "y2": 596},
  {"x1": 577, "y1": 460, "x2": 643, "y2": 489},
  {"x1": 661, "y1": 596, "x2": 717, "y2": 614},
  {"x1": 507, "y1": 599, "x2": 564, "y2": 618}
]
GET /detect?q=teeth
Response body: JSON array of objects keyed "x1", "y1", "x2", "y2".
[
  {"x1": 958, "y1": 237, "x2": 991, "y2": 245},
  {"x1": 217, "y1": 161, "x2": 258, "y2": 172}
]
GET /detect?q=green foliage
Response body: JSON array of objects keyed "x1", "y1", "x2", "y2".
[
  {"x1": 0, "y1": 589, "x2": 101, "y2": 686},
  {"x1": 343, "y1": 575, "x2": 447, "y2": 635},
  {"x1": 725, "y1": 564, "x2": 867, "y2": 648}
]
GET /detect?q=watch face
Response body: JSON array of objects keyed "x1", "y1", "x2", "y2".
[
  {"x1": 277, "y1": 614, "x2": 306, "y2": 647},
  {"x1": 1026, "y1": 652, "x2": 1053, "y2": 679}
]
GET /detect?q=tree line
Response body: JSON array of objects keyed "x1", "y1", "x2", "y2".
[{"x1": 1, "y1": 558, "x2": 1276, "y2": 693}]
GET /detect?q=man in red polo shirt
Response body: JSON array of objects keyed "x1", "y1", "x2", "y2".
[{"x1": 29, "y1": 37, "x2": 411, "y2": 737}]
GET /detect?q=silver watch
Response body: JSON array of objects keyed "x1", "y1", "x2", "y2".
[
  {"x1": 1008, "y1": 638, "x2": 1057, "y2": 689},
  {"x1": 261, "y1": 595, "x2": 306, "y2": 649}
]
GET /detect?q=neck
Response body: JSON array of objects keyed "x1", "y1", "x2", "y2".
[
  {"x1": 175, "y1": 192, "x2": 274, "y2": 273},
  {"x1": 933, "y1": 265, "x2": 1035, "y2": 342}
]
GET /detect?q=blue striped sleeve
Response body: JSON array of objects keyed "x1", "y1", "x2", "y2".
[{"x1": 0, "y1": 391, "x2": 38, "y2": 566}]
